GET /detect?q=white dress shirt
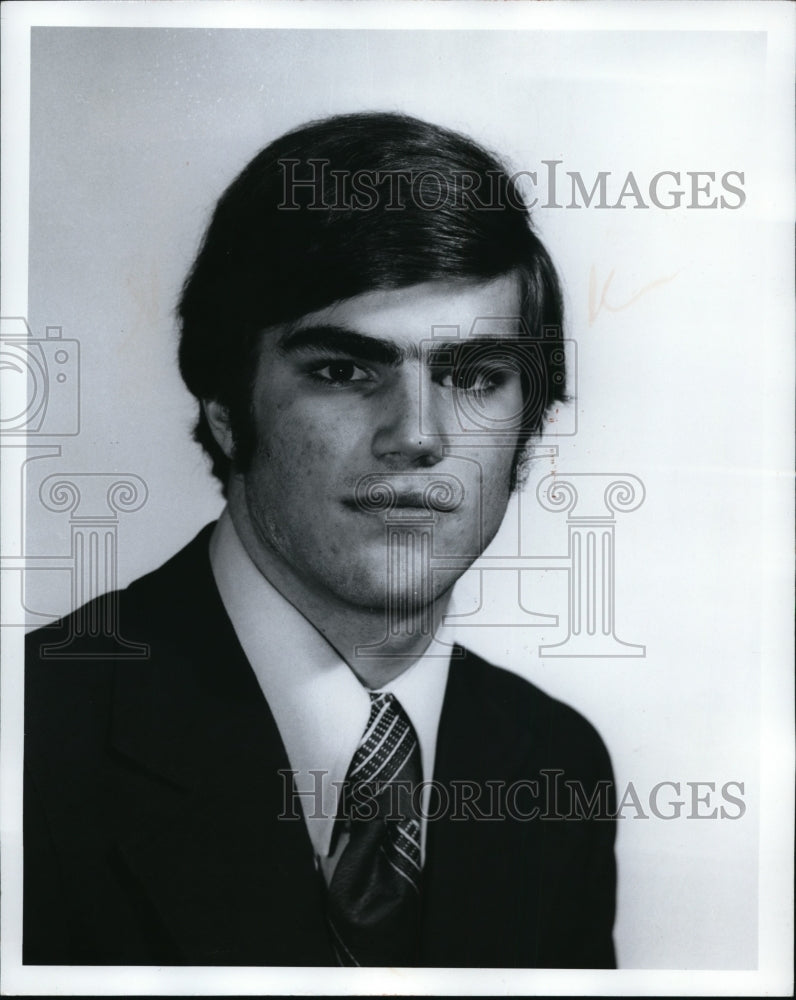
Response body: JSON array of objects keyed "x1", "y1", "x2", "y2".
[{"x1": 209, "y1": 508, "x2": 453, "y2": 882}]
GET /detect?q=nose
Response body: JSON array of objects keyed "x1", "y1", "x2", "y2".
[{"x1": 371, "y1": 365, "x2": 446, "y2": 467}]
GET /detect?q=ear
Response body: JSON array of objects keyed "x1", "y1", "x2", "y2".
[{"x1": 202, "y1": 399, "x2": 235, "y2": 459}]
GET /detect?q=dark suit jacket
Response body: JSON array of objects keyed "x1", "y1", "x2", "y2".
[{"x1": 24, "y1": 524, "x2": 617, "y2": 968}]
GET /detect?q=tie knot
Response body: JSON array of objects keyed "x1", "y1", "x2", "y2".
[
  {"x1": 342, "y1": 690, "x2": 421, "y2": 812},
  {"x1": 366, "y1": 692, "x2": 412, "y2": 736}
]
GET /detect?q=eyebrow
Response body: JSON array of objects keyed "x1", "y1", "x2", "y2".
[
  {"x1": 278, "y1": 325, "x2": 406, "y2": 364},
  {"x1": 277, "y1": 324, "x2": 528, "y2": 366}
]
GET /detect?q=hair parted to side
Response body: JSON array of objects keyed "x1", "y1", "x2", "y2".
[{"x1": 177, "y1": 111, "x2": 566, "y2": 494}]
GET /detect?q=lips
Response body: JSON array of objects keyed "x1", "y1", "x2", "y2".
[
  {"x1": 348, "y1": 473, "x2": 465, "y2": 514},
  {"x1": 389, "y1": 490, "x2": 440, "y2": 509}
]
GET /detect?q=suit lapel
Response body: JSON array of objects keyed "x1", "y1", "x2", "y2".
[
  {"x1": 421, "y1": 647, "x2": 544, "y2": 968},
  {"x1": 109, "y1": 528, "x2": 336, "y2": 965}
]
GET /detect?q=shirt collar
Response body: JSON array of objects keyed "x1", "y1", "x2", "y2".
[{"x1": 208, "y1": 508, "x2": 451, "y2": 858}]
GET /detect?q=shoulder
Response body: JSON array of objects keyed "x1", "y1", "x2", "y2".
[
  {"x1": 25, "y1": 523, "x2": 217, "y2": 742},
  {"x1": 26, "y1": 523, "x2": 216, "y2": 654},
  {"x1": 451, "y1": 646, "x2": 614, "y2": 781}
]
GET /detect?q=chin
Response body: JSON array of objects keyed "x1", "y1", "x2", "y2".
[
  {"x1": 329, "y1": 577, "x2": 397, "y2": 613},
  {"x1": 329, "y1": 568, "x2": 455, "y2": 617}
]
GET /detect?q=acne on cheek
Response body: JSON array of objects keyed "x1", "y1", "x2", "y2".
[{"x1": 275, "y1": 433, "x2": 336, "y2": 487}]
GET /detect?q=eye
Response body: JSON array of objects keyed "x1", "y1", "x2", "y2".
[
  {"x1": 309, "y1": 360, "x2": 372, "y2": 386},
  {"x1": 440, "y1": 364, "x2": 513, "y2": 395}
]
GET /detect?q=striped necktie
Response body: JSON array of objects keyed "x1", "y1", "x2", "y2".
[{"x1": 326, "y1": 691, "x2": 423, "y2": 966}]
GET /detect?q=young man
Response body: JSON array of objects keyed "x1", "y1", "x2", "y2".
[{"x1": 24, "y1": 113, "x2": 617, "y2": 968}]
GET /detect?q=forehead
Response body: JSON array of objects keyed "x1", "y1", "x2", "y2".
[{"x1": 289, "y1": 272, "x2": 524, "y2": 345}]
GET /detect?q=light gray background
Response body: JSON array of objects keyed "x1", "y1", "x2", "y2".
[{"x1": 24, "y1": 26, "x2": 771, "y2": 970}]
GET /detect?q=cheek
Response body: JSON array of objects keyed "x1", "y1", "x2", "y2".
[
  {"x1": 253, "y1": 402, "x2": 352, "y2": 486},
  {"x1": 475, "y1": 448, "x2": 515, "y2": 517}
]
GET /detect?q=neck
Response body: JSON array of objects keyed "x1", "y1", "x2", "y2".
[{"x1": 226, "y1": 487, "x2": 451, "y2": 689}]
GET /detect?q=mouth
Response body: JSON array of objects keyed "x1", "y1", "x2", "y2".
[
  {"x1": 341, "y1": 492, "x2": 437, "y2": 514},
  {"x1": 346, "y1": 474, "x2": 465, "y2": 515}
]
